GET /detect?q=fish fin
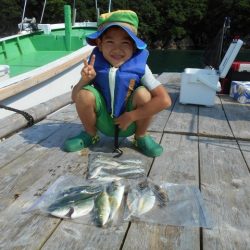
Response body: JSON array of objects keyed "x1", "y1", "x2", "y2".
[
  {"x1": 65, "y1": 207, "x2": 74, "y2": 218},
  {"x1": 137, "y1": 179, "x2": 149, "y2": 190},
  {"x1": 151, "y1": 184, "x2": 169, "y2": 207},
  {"x1": 138, "y1": 180, "x2": 169, "y2": 207}
]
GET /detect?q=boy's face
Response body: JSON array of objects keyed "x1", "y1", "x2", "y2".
[{"x1": 97, "y1": 26, "x2": 135, "y2": 67}]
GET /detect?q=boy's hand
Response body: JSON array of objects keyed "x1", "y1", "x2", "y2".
[
  {"x1": 81, "y1": 54, "x2": 96, "y2": 82},
  {"x1": 115, "y1": 112, "x2": 134, "y2": 131}
]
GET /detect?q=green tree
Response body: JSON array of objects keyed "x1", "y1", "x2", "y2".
[
  {"x1": 0, "y1": 0, "x2": 22, "y2": 35},
  {"x1": 1, "y1": 0, "x2": 250, "y2": 48}
]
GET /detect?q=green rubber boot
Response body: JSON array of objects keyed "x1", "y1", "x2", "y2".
[
  {"x1": 63, "y1": 131, "x2": 99, "y2": 152},
  {"x1": 133, "y1": 135, "x2": 163, "y2": 157}
]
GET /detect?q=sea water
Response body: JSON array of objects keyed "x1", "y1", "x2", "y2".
[{"x1": 148, "y1": 49, "x2": 250, "y2": 74}]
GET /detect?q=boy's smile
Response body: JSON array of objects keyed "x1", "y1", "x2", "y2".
[{"x1": 97, "y1": 27, "x2": 135, "y2": 68}]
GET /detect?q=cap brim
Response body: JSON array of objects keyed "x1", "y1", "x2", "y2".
[{"x1": 86, "y1": 24, "x2": 147, "y2": 50}]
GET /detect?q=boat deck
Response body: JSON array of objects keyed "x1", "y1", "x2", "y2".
[
  {"x1": 7, "y1": 51, "x2": 70, "y2": 77},
  {"x1": 0, "y1": 73, "x2": 249, "y2": 249}
]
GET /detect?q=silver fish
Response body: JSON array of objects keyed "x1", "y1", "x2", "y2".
[
  {"x1": 102, "y1": 167, "x2": 145, "y2": 178},
  {"x1": 127, "y1": 184, "x2": 156, "y2": 216},
  {"x1": 93, "y1": 155, "x2": 120, "y2": 167},
  {"x1": 88, "y1": 165, "x2": 103, "y2": 179},
  {"x1": 91, "y1": 163, "x2": 145, "y2": 181},
  {"x1": 59, "y1": 184, "x2": 103, "y2": 197},
  {"x1": 95, "y1": 191, "x2": 111, "y2": 226},
  {"x1": 93, "y1": 155, "x2": 142, "y2": 168},
  {"x1": 94, "y1": 175, "x2": 122, "y2": 182},
  {"x1": 48, "y1": 194, "x2": 95, "y2": 219},
  {"x1": 107, "y1": 181, "x2": 125, "y2": 220}
]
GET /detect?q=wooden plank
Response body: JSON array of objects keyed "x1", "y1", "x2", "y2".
[
  {"x1": 0, "y1": 150, "x2": 88, "y2": 249},
  {"x1": 0, "y1": 119, "x2": 66, "y2": 169},
  {"x1": 123, "y1": 223, "x2": 199, "y2": 250},
  {"x1": 164, "y1": 100, "x2": 198, "y2": 135},
  {"x1": 220, "y1": 95, "x2": 250, "y2": 140},
  {"x1": 157, "y1": 73, "x2": 181, "y2": 88},
  {"x1": 0, "y1": 122, "x2": 83, "y2": 211},
  {"x1": 149, "y1": 91, "x2": 177, "y2": 132},
  {"x1": 199, "y1": 137, "x2": 250, "y2": 250},
  {"x1": 40, "y1": 133, "x2": 161, "y2": 249},
  {"x1": 0, "y1": 110, "x2": 160, "y2": 250},
  {"x1": 41, "y1": 222, "x2": 128, "y2": 250},
  {"x1": 123, "y1": 133, "x2": 200, "y2": 250},
  {"x1": 149, "y1": 73, "x2": 181, "y2": 132},
  {"x1": 0, "y1": 92, "x2": 72, "y2": 139},
  {"x1": 46, "y1": 104, "x2": 78, "y2": 122},
  {"x1": 199, "y1": 96, "x2": 233, "y2": 138},
  {"x1": 150, "y1": 133, "x2": 199, "y2": 183},
  {"x1": 238, "y1": 140, "x2": 250, "y2": 169}
]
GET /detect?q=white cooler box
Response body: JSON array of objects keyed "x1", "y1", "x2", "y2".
[{"x1": 179, "y1": 39, "x2": 243, "y2": 106}]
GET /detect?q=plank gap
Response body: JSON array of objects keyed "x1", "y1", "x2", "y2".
[
  {"x1": 119, "y1": 222, "x2": 132, "y2": 250},
  {"x1": 39, "y1": 219, "x2": 62, "y2": 250}
]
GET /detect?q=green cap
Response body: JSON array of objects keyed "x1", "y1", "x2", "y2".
[{"x1": 98, "y1": 10, "x2": 139, "y2": 34}]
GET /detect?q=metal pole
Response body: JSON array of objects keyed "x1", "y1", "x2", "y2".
[
  {"x1": 40, "y1": 0, "x2": 47, "y2": 24},
  {"x1": 108, "y1": 0, "x2": 112, "y2": 12},
  {"x1": 20, "y1": 0, "x2": 28, "y2": 32},
  {"x1": 95, "y1": 0, "x2": 99, "y2": 20},
  {"x1": 72, "y1": 0, "x2": 76, "y2": 26}
]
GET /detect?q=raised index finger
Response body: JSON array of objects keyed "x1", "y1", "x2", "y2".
[{"x1": 89, "y1": 54, "x2": 96, "y2": 66}]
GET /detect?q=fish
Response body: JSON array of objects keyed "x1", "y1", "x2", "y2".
[
  {"x1": 87, "y1": 165, "x2": 103, "y2": 179},
  {"x1": 107, "y1": 181, "x2": 125, "y2": 220},
  {"x1": 120, "y1": 159, "x2": 142, "y2": 165},
  {"x1": 137, "y1": 190, "x2": 155, "y2": 215},
  {"x1": 127, "y1": 185, "x2": 156, "y2": 217},
  {"x1": 102, "y1": 167, "x2": 145, "y2": 178},
  {"x1": 48, "y1": 193, "x2": 95, "y2": 219},
  {"x1": 88, "y1": 155, "x2": 145, "y2": 181},
  {"x1": 93, "y1": 169, "x2": 144, "y2": 182},
  {"x1": 59, "y1": 184, "x2": 103, "y2": 197},
  {"x1": 93, "y1": 155, "x2": 120, "y2": 167},
  {"x1": 91, "y1": 155, "x2": 142, "y2": 169},
  {"x1": 94, "y1": 191, "x2": 111, "y2": 227}
]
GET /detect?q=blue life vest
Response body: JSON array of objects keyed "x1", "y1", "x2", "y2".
[{"x1": 90, "y1": 47, "x2": 149, "y2": 117}]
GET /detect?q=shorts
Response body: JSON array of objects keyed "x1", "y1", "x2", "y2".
[{"x1": 83, "y1": 85, "x2": 137, "y2": 137}]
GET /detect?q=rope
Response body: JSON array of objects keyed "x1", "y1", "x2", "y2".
[{"x1": 0, "y1": 104, "x2": 34, "y2": 127}]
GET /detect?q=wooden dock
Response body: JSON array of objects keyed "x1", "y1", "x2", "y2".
[{"x1": 0, "y1": 73, "x2": 249, "y2": 250}]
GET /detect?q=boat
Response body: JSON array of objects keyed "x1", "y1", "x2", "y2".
[{"x1": 0, "y1": 3, "x2": 97, "y2": 123}]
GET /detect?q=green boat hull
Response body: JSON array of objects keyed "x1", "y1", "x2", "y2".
[{"x1": 0, "y1": 27, "x2": 96, "y2": 77}]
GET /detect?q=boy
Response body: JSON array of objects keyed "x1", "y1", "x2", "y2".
[{"x1": 64, "y1": 10, "x2": 171, "y2": 157}]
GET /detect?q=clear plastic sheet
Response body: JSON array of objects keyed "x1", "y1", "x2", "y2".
[
  {"x1": 87, "y1": 152, "x2": 146, "y2": 181},
  {"x1": 25, "y1": 175, "x2": 126, "y2": 228},
  {"x1": 26, "y1": 174, "x2": 212, "y2": 229},
  {"x1": 124, "y1": 180, "x2": 213, "y2": 228}
]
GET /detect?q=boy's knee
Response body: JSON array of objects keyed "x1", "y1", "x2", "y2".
[
  {"x1": 74, "y1": 89, "x2": 96, "y2": 107},
  {"x1": 132, "y1": 87, "x2": 151, "y2": 107}
]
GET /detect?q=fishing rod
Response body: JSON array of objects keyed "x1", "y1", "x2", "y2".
[{"x1": 219, "y1": 16, "x2": 231, "y2": 63}]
